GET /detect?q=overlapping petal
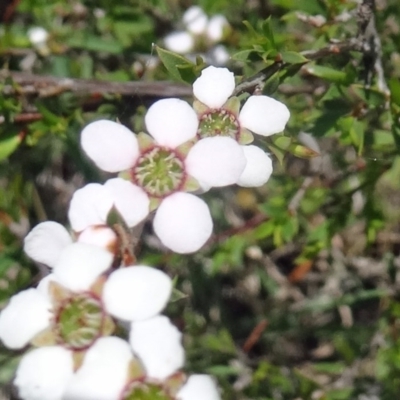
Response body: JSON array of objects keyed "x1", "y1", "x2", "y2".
[
  {"x1": 81, "y1": 120, "x2": 139, "y2": 172},
  {"x1": 23, "y1": 222, "x2": 72, "y2": 268},
  {"x1": 0, "y1": 289, "x2": 51, "y2": 349},
  {"x1": 237, "y1": 145, "x2": 273, "y2": 187},
  {"x1": 239, "y1": 95, "x2": 290, "y2": 136},
  {"x1": 153, "y1": 192, "x2": 212, "y2": 253},
  {"x1": 192, "y1": 66, "x2": 235, "y2": 108},
  {"x1": 186, "y1": 137, "x2": 246, "y2": 187},
  {"x1": 53, "y1": 243, "x2": 113, "y2": 292},
  {"x1": 68, "y1": 183, "x2": 113, "y2": 232},
  {"x1": 145, "y1": 98, "x2": 199, "y2": 148},
  {"x1": 129, "y1": 315, "x2": 184, "y2": 380},
  {"x1": 104, "y1": 178, "x2": 150, "y2": 227},
  {"x1": 103, "y1": 266, "x2": 172, "y2": 321},
  {"x1": 14, "y1": 346, "x2": 74, "y2": 400},
  {"x1": 64, "y1": 337, "x2": 132, "y2": 400}
]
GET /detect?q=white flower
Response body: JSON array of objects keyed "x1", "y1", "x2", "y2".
[
  {"x1": 14, "y1": 346, "x2": 74, "y2": 400},
  {"x1": 0, "y1": 243, "x2": 113, "y2": 350},
  {"x1": 192, "y1": 66, "x2": 290, "y2": 187},
  {"x1": 24, "y1": 221, "x2": 117, "y2": 267},
  {"x1": 78, "y1": 98, "x2": 246, "y2": 253},
  {"x1": 164, "y1": 6, "x2": 230, "y2": 58},
  {"x1": 193, "y1": 66, "x2": 290, "y2": 133}
]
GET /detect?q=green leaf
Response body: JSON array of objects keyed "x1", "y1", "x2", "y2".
[
  {"x1": 389, "y1": 78, "x2": 400, "y2": 107},
  {"x1": 155, "y1": 46, "x2": 196, "y2": 83},
  {"x1": 304, "y1": 64, "x2": 348, "y2": 84},
  {"x1": 280, "y1": 51, "x2": 308, "y2": 64},
  {"x1": 0, "y1": 134, "x2": 22, "y2": 160},
  {"x1": 263, "y1": 73, "x2": 280, "y2": 95},
  {"x1": 231, "y1": 49, "x2": 254, "y2": 62}
]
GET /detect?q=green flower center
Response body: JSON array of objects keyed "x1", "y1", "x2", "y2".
[
  {"x1": 121, "y1": 381, "x2": 171, "y2": 400},
  {"x1": 132, "y1": 146, "x2": 186, "y2": 198},
  {"x1": 54, "y1": 293, "x2": 104, "y2": 350},
  {"x1": 198, "y1": 109, "x2": 239, "y2": 139}
]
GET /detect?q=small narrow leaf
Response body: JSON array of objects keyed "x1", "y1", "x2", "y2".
[{"x1": 155, "y1": 45, "x2": 196, "y2": 83}]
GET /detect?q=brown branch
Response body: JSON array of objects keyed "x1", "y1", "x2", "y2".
[{"x1": 1, "y1": 70, "x2": 192, "y2": 99}]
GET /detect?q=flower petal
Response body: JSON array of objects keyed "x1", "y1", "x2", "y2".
[
  {"x1": 68, "y1": 183, "x2": 113, "y2": 232},
  {"x1": 81, "y1": 120, "x2": 139, "y2": 173},
  {"x1": 239, "y1": 95, "x2": 290, "y2": 136},
  {"x1": 177, "y1": 375, "x2": 221, "y2": 400},
  {"x1": 183, "y1": 6, "x2": 208, "y2": 34},
  {"x1": 64, "y1": 337, "x2": 132, "y2": 400},
  {"x1": 77, "y1": 225, "x2": 118, "y2": 254},
  {"x1": 14, "y1": 346, "x2": 74, "y2": 400},
  {"x1": 192, "y1": 66, "x2": 234, "y2": 108},
  {"x1": 0, "y1": 289, "x2": 51, "y2": 349},
  {"x1": 164, "y1": 31, "x2": 194, "y2": 54},
  {"x1": 129, "y1": 315, "x2": 184, "y2": 380},
  {"x1": 237, "y1": 145, "x2": 273, "y2": 187},
  {"x1": 153, "y1": 192, "x2": 212, "y2": 253},
  {"x1": 186, "y1": 137, "x2": 246, "y2": 187},
  {"x1": 104, "y1": 178, "x2": 150, "y2": 227},
  {"x1": 53, "y1": 243, "x2": 113, "y2": 292},
  {"x1": 206, "y1": 15, "x2": 228, "y2": 42},
  {"x1": 103, "y1": 266, "x2": 172, "y2": 321},
  {"x1": 23, "y1": 222, "x2": 72, "y2": 268},
  {"x1": 145, "y1": 99, "x2": 198, "y2": 148}
]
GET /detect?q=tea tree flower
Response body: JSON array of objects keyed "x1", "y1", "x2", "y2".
[
  {"x1": 192, "y1": 66, "x2": 290, "y2": 187},
  {"x1": 164, "y1": 6, "x2": 229, "y2": 55},
  {"x1": 78, "y1": 98, "x2": 246, "y2": 253}
]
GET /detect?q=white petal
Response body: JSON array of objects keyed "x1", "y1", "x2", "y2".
[
  {"x1": 164, "y1": 31, "x2": 194, "y2": 54},
  {"x1": 239, "y1": 95, "x2": 290, "y2": 136},
  {"x1": 237, "y1": 145, "x2": 273, "y2": 187},
  {"x1": 77, "y1": 225, "x2": 118, "y2": 253},
  {"x1": 64, "y1": 337, "x2": 132, "y2": 400},
  {"x1": 206, "y1": 15, "x2": 228, "y2": 42},
  {"x1": 23, "y1": 222, "x2": 72, "y2": 268},
  {"x1": 68, "y1": 183, "x2": 113, "y2": 232},
  {"x1": 104, "y1": 178, "x2": 150, "y2": 227},
  {"x1": 177, "y1": 375, "x2": 221, "y2": 400},
  {"x1": 209, "y1": 45, "x2": 230, "y2": 66},
  {"x1": 145, "y1": 98, "x2": 198, "y2": 148},
  {"x1": 0, "y1": 289, "x2": 51, "y2": 349},
  {"x1": 129, "y1": 315, "x2": 184, "y2": 380},
  {"x1": 183, "y1": 6, "x2": 208, "y2": 34},
  {"x1": 192, "y1": 66, "x2": 234, "y2": 108},
  {"x1": 14, "y1": 346, "x2": 74, "y2": 400},
  {"x1": 153, "y1": 192, "x2": 212, "y2": 253},
  {"x1": 81, "y1": 120, "x2": 139, "y2": 173},
  {"x1": 53, "y1": 243, "x2": 113, "y2": 292},
  {"x1": 186, "y1": 137, "x2": 246, "y2": 187},
  {"x1": 103, "y1": 266, "x2": 172, "y2": 321}
]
